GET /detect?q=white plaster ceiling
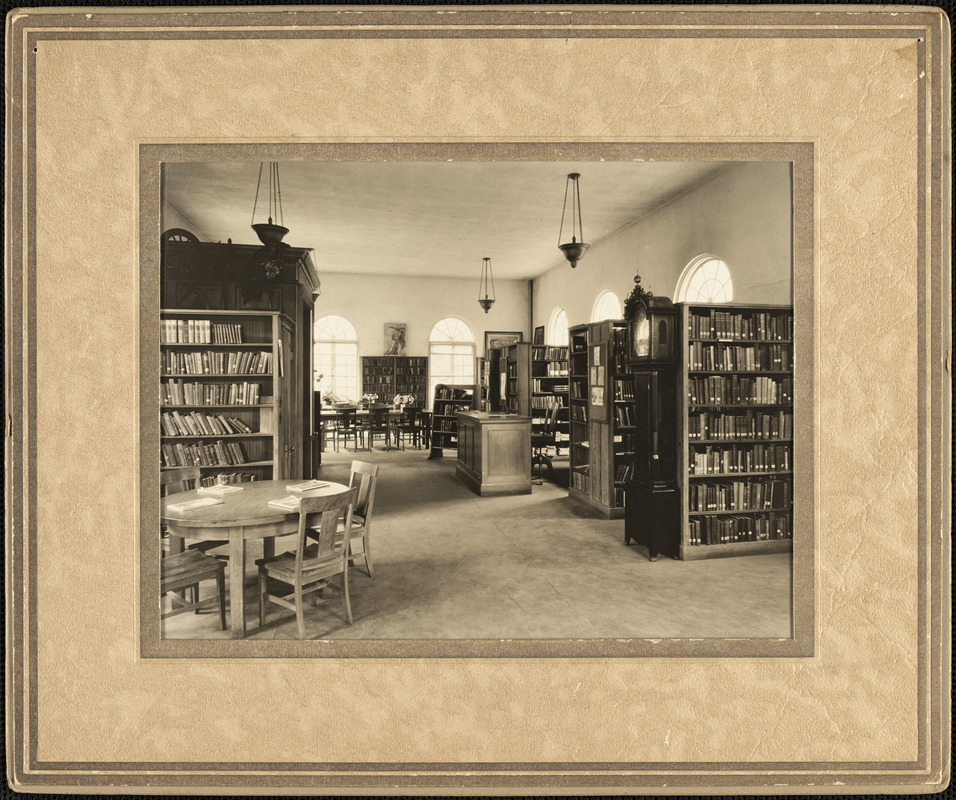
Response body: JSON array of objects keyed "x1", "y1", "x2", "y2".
[{"x1": 163, "y1": 160, "x2": 732, "y2": 281}]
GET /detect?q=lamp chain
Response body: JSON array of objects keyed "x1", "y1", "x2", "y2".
[
  {"x1": 251, "y1": 162, "x2": 264, "y2": 226},
  {"x1": 558, "y1": 177, "x2": 570, "y2": 245},
  {"x1": 574, "y1": 175, "x2": 583, "y2": 242}
]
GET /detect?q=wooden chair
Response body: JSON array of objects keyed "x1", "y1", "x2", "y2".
[
  {"x1": 333, "y1": 407, "x2": 362, "y2": 452},
  {"x1": 394, "y1": 406, "x2": 424, "y2": 450},
  {"x1": 363, "y1": 405, "x2": 392, "y2": 451},
  {"x1": 339, "y1": 460, "x2": 380, "y2": 576},
  {"x1": 161, "y1": 465, "x2": 229, "y2": 560},
  {"x1": 161, "y1": 467, "x2": 201, "y2": 557},
  {"x1": 419, "y1": 411, "x2": 432, "y2": 449},
  {"x1": 531, "y1": 403, "x2": 561, "y2": 485},
  {"x1": 161, "y1": 549, "x2": 227, "y2": 630},
  {"x1": 257, "y1": 488, "x2": 358, "y2": 639}
]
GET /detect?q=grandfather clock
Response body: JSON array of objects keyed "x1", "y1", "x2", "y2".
[{"x1": 622, "y1": 275, "x2": 681, "y2": 561}]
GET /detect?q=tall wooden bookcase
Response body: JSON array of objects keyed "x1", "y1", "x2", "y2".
[
  {"x1": 531, "y1": 344, "x2": 570, "y2": 452},
  {"x1": 567, "y1": 320, "x2": 631, "y2": 518},
  {"x1": 501, "y1": 342, "x2": 531, "y2": 416},
  {"x1": 428, "y1": 384, "x2": 479, "y2": 458},
  {"x1": 161, "y1": 236, "x2": 320, "y2": 476},
  {"x1": 160, "y1": 309, "x2": 294, "y2": 481},
  {"x1": 362, "y1": 356, "x2": 429, "y2": 406},
  {"x1": 677, "y1": 303, "x2": 794, "y2": 559}
]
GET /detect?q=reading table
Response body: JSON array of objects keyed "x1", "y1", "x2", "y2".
[{"x1": 161, "y1": 479, "x2": 349, "y2": 638}]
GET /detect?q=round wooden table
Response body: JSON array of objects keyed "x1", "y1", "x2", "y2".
[{"x1": 161, "y1": 479, "x2": 349, "y2": 638}]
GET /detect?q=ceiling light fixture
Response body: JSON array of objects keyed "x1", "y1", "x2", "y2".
[
  {"x1": 478, "y1": 257, "x2": 496, "y2": 313},
  {"x1": 250, "y1": 162, "x2": 289, "y2": 245},
  {"x1": 557, "y1": 172, "x2": 589, "y2": 268}
]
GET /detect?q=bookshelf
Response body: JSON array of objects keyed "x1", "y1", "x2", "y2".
[
  {"x1": 160, "y1": 309, "x2": 293, "y2": 483},
  {"x1": 501, "y1": 342, "x2": 531, "y2": 416},
  {"x1": 362, "y1": 356, "x2": 429, "y2": 406},
  {"x1": 567, "y1": 325, "x2": 589, "y2": 501},
  {"x1": 428, "y1": 384, "x2": 479, "y2": 458},
  {"x1": 531, "y1": 344, "x2": 570, "y2": 452},
  {"x1": 567, "y1": 320, "x2": 631, "y2": 518},
  {"x1": 678, "y1": 303, "x2": 794, "y2": 559}
]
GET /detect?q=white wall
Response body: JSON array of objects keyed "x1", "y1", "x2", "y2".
[
  {"x1": 161, "y1": 201, "x2": 211, "y2": 241},
  {"x1": 532, "y1": 162, "x2": 793, "y2": 331},
  {"x1": 314, "y1": 271, "x2": 530, "y2": 359}
]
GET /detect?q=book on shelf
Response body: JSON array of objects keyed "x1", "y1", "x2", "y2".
[
  {"x1": 268, "y1": 495, "x2": 301, "y2": 511},
  {"x1": 166, "y1": 496, "x2": 223, "y2": 513},
  {"x1": 286, "y1": 479, "x2": 330, "y2": 492}
]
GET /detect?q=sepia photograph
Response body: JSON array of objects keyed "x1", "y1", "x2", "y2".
[{"x1": 157, "y1": 156, "x2": 800, "y2": 644}]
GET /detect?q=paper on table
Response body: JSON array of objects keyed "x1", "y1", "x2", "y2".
[
  {"x1": 286, "y1": 480, "x2": 329, "y2": 492},
  {"x1": 197, "y1": 484, "x2": 244, "y2": 496},
  {"x1": 268, "y1": 495, "x2": 301, "y2": 511},
  {"x1": 166, "y1": 497, "x2": 224, "y2": 513}
]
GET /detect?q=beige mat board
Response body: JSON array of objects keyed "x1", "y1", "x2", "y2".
[{"x1": 5, "y1": 4, "x2": 950, "y2": 794}]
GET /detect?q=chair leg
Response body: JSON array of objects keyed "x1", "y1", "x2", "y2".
[
  {"x1": 342, "y1": 567, "x2": 353, "y2": 624},
  {"x1": 294, "y1": 583, "x2": 306, "y2": 640},
  {"x1": 363, "y1": 535, "x2": 373, "y2": 578},
  {"x1": 258, "y1": 569, "x2": 267, "y2": 627},
  {"x1": 217, "y1": 570, "x2": 227, "y2": 630}
]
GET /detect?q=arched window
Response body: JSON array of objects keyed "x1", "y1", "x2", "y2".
[
  {"x1": 429, "y1": 317, "x2": 476, "y2": 408},
  {"x1": 676, "y1": 255, "x2": 734, "y2": 303},
  {"x1": 547, "y1": 308, "x2": 569, "y2": 346},
  {"x1": 591, "y1": 290, "x2": 623, "y2": 322},
  {"x1": 313, "y1": 315, "x2": 359, "y2": 403}
]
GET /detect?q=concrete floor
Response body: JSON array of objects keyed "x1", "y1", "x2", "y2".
[{"x1": 162, "y1": 444, "x2": 793, "y2": 641}]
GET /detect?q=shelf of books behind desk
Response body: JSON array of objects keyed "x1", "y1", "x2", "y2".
[
  {"x1": 160, "y1": 309, "x2": 287, "y2": 485},
  {"x1": 429, "y1": 384, "x2": 478, "y2": 455}
]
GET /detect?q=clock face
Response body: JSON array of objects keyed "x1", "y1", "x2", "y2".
[{"x1": 633, "y1": 304, "x2": 650, "y2": 358}]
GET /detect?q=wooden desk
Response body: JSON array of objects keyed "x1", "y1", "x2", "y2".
[
  {"x1": 161, "y1": 479, "x2": 349, "y2": 638},
  {"x1": 455, "y1": 411, "x2": 532, "y2": 496}
]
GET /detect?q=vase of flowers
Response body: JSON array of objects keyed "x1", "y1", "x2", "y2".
[{"x1": 392, "y1": 393, "x2": 416, "y2": 411}]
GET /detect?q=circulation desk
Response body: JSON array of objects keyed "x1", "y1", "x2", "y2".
[{"x1": 455, "y1": 411, "x2": 532, "y2": 496}]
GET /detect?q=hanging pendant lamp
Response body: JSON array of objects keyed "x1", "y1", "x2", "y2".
[
  {"x1": 478, "y1": 257, "x2": 496, "y2": 313},
  {"x1": 557, "y1": 172, "x2": 589, "y2": 268},
  {"x1": 250, "y1": 162, "x2": 289, "y2": 245}
]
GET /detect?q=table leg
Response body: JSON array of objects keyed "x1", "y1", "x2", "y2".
[{"x1": 228, "y1": 531, "x2": 247, "y2": 639}]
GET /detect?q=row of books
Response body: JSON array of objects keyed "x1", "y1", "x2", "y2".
[
  {"x1": 161, "y1": 349, "x2": 272, "y2": 376},
  {"x1": 687, "y1": 342, "x2": 792, "y2": 372},
  {"x1": 688, "y1": 443, "x2": 792, "y2": 475},
  {"x1": 531, "y1": 395, "x2": 565, "y2": 409},
  {"x1": 570, "y1": 405, "x2": 588, "y2": 422},
  {"x1": 434, "y1": 387, "x2": 472, "y2": 401},
  {"x1": 688, "y1": 376, "x2": 793, "y2": 406},
  {"x1": 570, "y1": 468, "x2": 589, "y2": 492},
  {"x1": 199, "y1": 472, "x2": 258, "y2": 486},
  {"x1": 613, "y1": 378, "x2": 635, "y2": 401},
  {"x1": 613, "y1": 405, "x2": 636, "y2": 427},
  {"x1": 394, "y1": 368, "x2": 427, "y2": 376},
  {"x1": 161, "y1": 380, "x2": 263, "y2": 406},
  {"x1": 161, "y1": 319, "x2": 247, "y2": 344},
  {"x1": 614, "y1": 463, "x2": 634, "y2": 483},
  {"x1": 613, "y1": 433, "x2": 637, "y2": 454},
  {"x1": 570, "y1": 381, "x2": 587, "y2": 400},
  {"x1": 688, "y1": 310, "x2": 793, "y2": 342},
  {"x1": 688, "y1": 513, "x2": 792, "y2": 546},
  {"x1": 364, "y1": 357, "x2": 427, "y2": 365},
  {"x1": 161, "y1": 439, "x2": 249, "y2": 468},
  {"x1": 531, "y1": 346, "x2": 569, "y2": 361},
  {"x1": 532, "y1": 379, "x2": 569, "y2": 393},
  {"x1": 687, "y1": 410, "x2": 793, "y2": 441},
  {"x1": 161, "y1": 410, "x2": 256, "y2": 437},
  {"x1": 688, "y1": 479, "x2": 792, "y2": 513},
  {"x1": 363, "y1": 368, "x2": 396, "y2": 378}
]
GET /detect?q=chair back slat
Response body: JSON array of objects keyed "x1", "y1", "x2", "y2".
[
  {"x1": 295, "y1": 489, "x2": 357, "y2": 577},
  {"x1": 161, "y1": 466, "x2": 201, "y2": 496},
  {"x1": 348, "y1": 460, "x2": 380, "y2": 518}
]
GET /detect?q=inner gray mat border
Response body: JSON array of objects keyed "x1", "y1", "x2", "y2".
[
  {"x1": 7, "y1": 8, "x2": 947, "y2": 792},
  {"x1": 137, "y1": 139, "x2": 814, "y2": 662}
]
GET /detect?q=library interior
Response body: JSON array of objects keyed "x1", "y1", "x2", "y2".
[{"x1": 158, "y1": 159, "x2": 795, "y2": 641}]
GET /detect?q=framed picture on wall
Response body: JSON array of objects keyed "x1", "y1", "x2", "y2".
[
  {"x1": 384, "y1": 322, "x2": 407, "y2": 356},
  {"x1": 484, "y1": 330, "x2": 522, "y2": 352},
  {"x1": 532, "y1": 325, "x2": 545, "y2": 345}
]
